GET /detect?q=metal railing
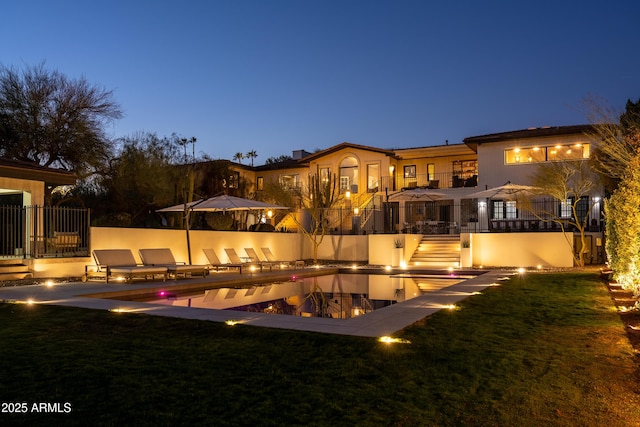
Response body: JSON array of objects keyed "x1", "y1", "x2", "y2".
[
  {"x1": 0, "y1": 205, "x2": 91, "y2": 259},
  {"x1": 287, "y1": 198, "x2": 603, "y2": 236},
  {"x1": 379, "y1": 172, "x2": 478, "y2": 191}
]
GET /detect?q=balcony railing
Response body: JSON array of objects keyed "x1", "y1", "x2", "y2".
[{"x1": 379, "y1": 172, "x2": 477, "y2": 191}]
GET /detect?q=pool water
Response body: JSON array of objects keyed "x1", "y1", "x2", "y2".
[{"x1": 147, "y1": 273, "x2": 472, "y2": 319}]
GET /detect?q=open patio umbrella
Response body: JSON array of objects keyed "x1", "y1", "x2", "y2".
[
  {"x1": 157, "y1": 195, "x2": 289, "y2": 212},
  {"x1": 388, "y1": 188, "x2": 447, "y2": 202},
  {"x1": 157, "y1": 195, "x2": 289, "y2": 264},
  {"x1": 467, "y1": 182, "x2": 540, "y2": 200}
]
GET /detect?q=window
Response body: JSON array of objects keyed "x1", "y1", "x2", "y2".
[
  {"x1": 452, "y1": 160, "x2": 477, "y2": 179},
  {"x1": 404, "y1": 165, "x2": 416, "y2": 178},
  {"x1": 367, "y1": 164, "x2": 379, "y2": 192},
  {"x1": 279, "y1": 174, "x2": 300, "y2": 189},
  {"x1": 560, "y1": 199, "x2": 572, "y2": 219},
  {"x1": 256, "y1": 176, "x2": 264, "y2": 191},
  {"x1": 340, "y1": 176, "x2": 350, "y2": 192},
  {"x1": 320, "y1": 167, "x2": 330, "y2": 183},
  {"x1": 492, "y1": 200, "x2": 517, "y2": 219},
  {"x1": 427, "y1": 163, "x2": 435, "y2": 181},
  {"x1": 340, "y1": 156, "x2": 359, "y2": 193},
  {"x1": 505, "y1": 143, "x2": 590, "y2": 164}
]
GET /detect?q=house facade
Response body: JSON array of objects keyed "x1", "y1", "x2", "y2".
[{"x1": 239, "y1": 125, "x2": 603, "y2": 239}]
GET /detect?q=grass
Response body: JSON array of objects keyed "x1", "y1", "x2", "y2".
[{"x1": 1, "y1": 272, "x2": 639, "y2": 426}]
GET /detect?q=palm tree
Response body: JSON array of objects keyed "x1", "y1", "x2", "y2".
[
  {"x1": 246, "y1": 150, "x2": 258, "y2": 166},
  {"x1": 233, "y1": 152, "x2": 244, "y2": 164}
]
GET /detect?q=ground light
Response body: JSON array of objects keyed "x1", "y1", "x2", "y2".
[
  {"x1": 378, "y1": 336, "x2": 411, "y2": 344},
  {"x1": 45, "y1": 280, "x2": 55, "y2": 287},
  {"x1": 225, "y1": 320, "x2": 246, "y2": 326}
]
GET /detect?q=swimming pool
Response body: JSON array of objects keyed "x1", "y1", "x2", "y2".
[{"x1": 144, "y1": 273, "x2": 474, "y2": 319}]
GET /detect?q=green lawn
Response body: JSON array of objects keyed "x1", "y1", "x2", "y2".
[{"x1": 1, "y1": 272, "x2": 639, "y2": 426}]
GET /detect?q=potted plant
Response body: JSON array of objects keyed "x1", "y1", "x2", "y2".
[
  {"x1": 460, "y1": 239, "x2": 472, "y2": 268},
  {"x1": 392, "y1": 237, "x2": 404, "y2": 267}
]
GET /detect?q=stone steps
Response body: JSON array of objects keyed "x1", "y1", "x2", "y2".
[
  {"x1": 0, "y1": 259, "x2": 33, "y2": 281},
  {"x1": 409, "y1": 236, "x2": 460, "y2": 268}
]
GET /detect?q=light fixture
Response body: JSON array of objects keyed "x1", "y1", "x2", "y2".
[{"x1": 345, "y1": 191, "x2": 351, "y2": 199}]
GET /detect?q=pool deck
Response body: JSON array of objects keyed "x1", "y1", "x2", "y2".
[{"x1": 0, "y1": 268, "x2": 516, "y2": 337}]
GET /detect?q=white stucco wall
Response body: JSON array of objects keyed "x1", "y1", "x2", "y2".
[
  {"x1": 470, "y1": 232, "x2": 574, "y2": 268},
  {"x1": 0, "y1": 177, "x2": 43, "y2": 205}
]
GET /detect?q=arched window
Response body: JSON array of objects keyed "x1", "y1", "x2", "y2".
[{"x1": 339, "y1": 156, "x2": 359, "y2": 193}]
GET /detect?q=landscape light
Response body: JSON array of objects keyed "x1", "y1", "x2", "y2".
[
  {"x1": 45, "y1": 280, "x2": 54, "y2": 287},
  {"x1": 378, "y1": 336, "x2": 411, "y2": 344},
  {"x1": 385, "y1": 265, "x2": 392, "y2": 272}
]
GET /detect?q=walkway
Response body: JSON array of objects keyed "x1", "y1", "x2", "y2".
[{"x1": 0, "y1": 268, "x2": 515, "y2": 337}]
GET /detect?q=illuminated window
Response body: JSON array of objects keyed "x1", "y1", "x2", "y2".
[{"x1": 505, "y1": 143, "x2": 590, "y2": 164}]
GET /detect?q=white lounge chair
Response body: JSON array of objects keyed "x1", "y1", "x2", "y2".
[
  {"x1": 261, "y1": 248, "x2": 305, "y2": 269},
  {"x1": 85, "y1": 249, "x2": 167, "y2": 283},
  {"x1": 139, "y1": 248, "x2": 207, "y2": 279},
  {"x1": 203, "y1": 248, "x2": 243, "y2": 273},
  {"x1": 243, "y1": 248, "x2": 273, "y2": 271},
  {"x1": 224, "y1": 248, "x2": 262, "y2": 272}
]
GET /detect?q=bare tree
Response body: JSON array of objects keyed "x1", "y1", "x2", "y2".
[
  {"x1": 0, "y1": 63, "x2": 122, "y2": 178},
  {"x1": 584, "y1": 96, "x2": 640, "y2": 188},
  {"x1": 527, "y1": 159, "x2": 599, "y2": 267},
  {"x1": 289, "y1": 171, "x2": 342, "y2": 263}
]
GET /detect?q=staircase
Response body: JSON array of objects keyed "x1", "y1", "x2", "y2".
[
  {"x1": 409, "y1": 236, "x2": 461, "y2": 268},
  {"x1": 0, "y1": 259, "x2": 32, "y2": 281}
]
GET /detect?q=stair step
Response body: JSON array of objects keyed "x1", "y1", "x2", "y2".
[
  {"x1": 408, "y1": 236, "x2": 461, "y2": 268},
  {"x1": 0, "y1": 265, "x2": 31, "y2": 274},
  {"x1": 0, "y1": 272, "x2": 33, "y2": 281}
]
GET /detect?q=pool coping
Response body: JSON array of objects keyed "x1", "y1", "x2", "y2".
[{"x1": 0, "y1": 268, "x2": 515, "y2": 337}]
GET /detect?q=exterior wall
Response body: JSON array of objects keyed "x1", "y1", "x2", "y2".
[
  {"x1": 307, "y1": 147, "x2": 394, "y2": 197},
  {"x1": 0, "y1": 177, "x2": 43, "y2": 205},
  {"x1": 368, "y1": 233, "x2": 422, "y2": 266},
  {"x1": 256, "y1": 165, "x2": 309, "y2": 191},
  {"x1": 470, "y1": 232, "x2": 574, "y2": 268},
  {"x1": 476, "y1": 133, "x2": 595, "y2": 189},
  {"x1": 308, "y1": 234, "x2": 368, "y2": 263},
  {"x1": 89, "y1": 227, "x2": 305, "y2": 266}
]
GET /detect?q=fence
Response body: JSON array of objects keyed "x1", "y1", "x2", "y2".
[
  {"x1": 293, "y1": 197, "x2": 603, "y2": 236},
  {"x1": 0, "y1": 205, "x2": 91, "y2": 259}
]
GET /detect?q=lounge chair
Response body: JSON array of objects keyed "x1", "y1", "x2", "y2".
[
  {"x1": 203, "y1": 248, "x2": 243, "y2": 273},
  {"x1": 139, "y1": 248, "x2": 207, "y2": 279},
  {"x1": 224, "y1": 248, "x2": 262, "y2": 272},
  {"x1": 85, "y1": 249, "x2": 167, "y2": 283},
  {"x1": 244, "y1": 248, "x2": 274, "y2": 271},
  {"x1": 260, "y1": 248, "x2": 305, "y2": 269}
]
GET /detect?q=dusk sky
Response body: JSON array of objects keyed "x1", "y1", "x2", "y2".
[{"x1": 3, "y1": 0, "x2": 639, "y2": 163}]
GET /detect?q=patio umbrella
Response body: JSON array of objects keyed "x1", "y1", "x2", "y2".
[
  {"x1": 388, "y1": 188, "x2": 447, "y2": 202},
  {"x1": 157, "y1": 195, "x2": 289, "y2": 264},
  {"x1": 467, "y1": 182, "x2": 540, "y2": 200},
  {"x1": 157, "y1": 195, "x2": 289, "y2": 212}
]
